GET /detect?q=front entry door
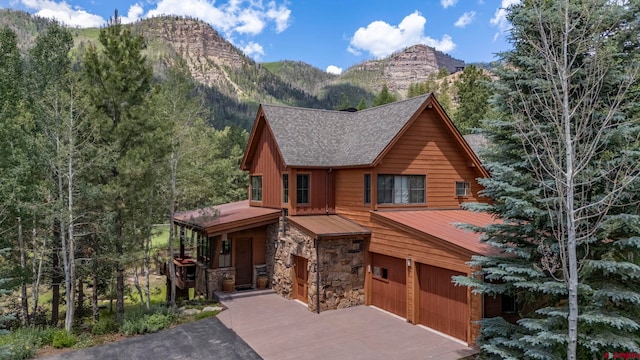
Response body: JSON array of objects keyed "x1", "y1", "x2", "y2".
[
  {"x1": 293, "y1": 255, "x2": 308, "y2": 303},
  {"x1": 235, "y1": 238, "x2": 252, "y2": 288}
]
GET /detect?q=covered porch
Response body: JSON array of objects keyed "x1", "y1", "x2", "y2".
[{"x1": 170, "y1": 200, "x2": 281, "y2": 299}]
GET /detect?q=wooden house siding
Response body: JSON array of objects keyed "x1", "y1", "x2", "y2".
[
  {"x1": 294, "y1": 169, "x2": 335, "y2": 215},
  {"x1": 334, "y1": 168, "x2": 372, "y2": 224},
  {"x1": 249, "y1": 121, "x2": 285, "y2": 209},
  {"x1": 376, "y1": 110, "x2": 484, "y2": 208},
  {"x1": 366, "y1": 216, "x2": 482, "y2": 344}
]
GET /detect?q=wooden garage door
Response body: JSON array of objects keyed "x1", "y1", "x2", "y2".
[
  {"x1": 419, "y1": 264, "x2": 468, "y2": 341},
  {"x1": 370, "y1": 253, "x2": 406, "y2": 317}
]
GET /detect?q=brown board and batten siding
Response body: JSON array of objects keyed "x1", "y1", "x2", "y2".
[
  {"x1": 248, "y1": 119, "x2": 286, "y2": 209},
  {"x1": 294, "y1": 169, "x2": 335, "y2": 215},
  {"x1": 375, "y1": 109, "x2": 485, "y2": 208}
]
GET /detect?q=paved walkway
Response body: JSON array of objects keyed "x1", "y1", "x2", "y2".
[
  {"x1": 217, "y1": 291, "x2": 477, "y2": 360},
  {"x1": 40, "y1": 316, "x2": 261, "y2": 360}
]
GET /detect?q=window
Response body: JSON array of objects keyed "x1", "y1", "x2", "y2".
[
  {"x1": 456, "y1": 181, "x2": 470, "y2": 197},
  {"x1": 250, "y1": 176, "x2": 262, "y2": 201},
  {"x1": 373, "y1": 266, "x2": 388, "y2": 280},
  {"x1": 219, "y1": 238, "x2": 232, "y2": 268},
  {"x1": 502, "y1": 295, "x2": 517, "y2": 314},
  {"x1": 282, "y1": 174, "x2": 289, "y2": 204},
  {"x1": 377, "y1": 175, "x2": 425, "y2": 204},
  {"x1": 364, "y1": 174, "x2": 371, "y2": 204},
  {"x1": 197, "y1": 234, "x2": 210, "y2": 266},
  {"x1": 296, "y1": 174, "x2": 309, "y2": 204}
]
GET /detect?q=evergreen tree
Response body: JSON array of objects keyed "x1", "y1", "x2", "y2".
[
  {"x1": 372, "y1": 84, "x2": 397, "y2": 106},
  {"x1": 356, "y1": 98, "x2": 367, "y2": 110},
  {"x1": 0, "y1": 27, "x2": 37, "y2": 325},
  {"x1": 453, "y1": 65, "x2": 493, "y2": 134},
  {"x1": 456, "y1": 1, "x2": 640, "y2": 359},
  {"x1": 83, "y1": 11, "x2": 169, "y2": 321}
]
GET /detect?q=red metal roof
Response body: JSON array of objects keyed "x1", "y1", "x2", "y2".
[
  {"x1": 371, "y1": 210, "x2": 500, "y2": 256},
  {"x1": 287, "y1": 215, "x2": 371, "y2": 239},
  {"x1": 174, "y1": 201, "x2": 280, "y2": 235}
]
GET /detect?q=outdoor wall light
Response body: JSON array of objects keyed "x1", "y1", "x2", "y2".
[{"x1": 407, "y1": 258, "x2": 412, "y2": 267}]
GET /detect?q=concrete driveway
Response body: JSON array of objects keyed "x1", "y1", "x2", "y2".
[{"x1": 217, "y1": 291, "x2": 476, "y2": 360}]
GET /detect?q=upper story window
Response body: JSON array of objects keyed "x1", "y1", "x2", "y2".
[
  {"x1": 456, "y1": 181, "x2": 470, "y2": 197},
  {"x1": 377, "y1": 175, "x2": 425, "y2": 204},
  {"x1": 251, "y1": 175, "x2": 262, "y2": 202},
  {"x1": 296, "y1": 174, "x2": 309, "y2": 204},
  {"x1": 364, "y1": 174, "x2": 371, "y2": 204},
  {"x1": 282, "y1": 174, "x2": 289, "y2": 204}
]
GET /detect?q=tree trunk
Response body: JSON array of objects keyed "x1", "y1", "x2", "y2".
[
  {"x1": 17, "y1": 217, "x2": 29, "y2": 326},
  {"x1": 77, "y1": 278, "x2": 84, "y2": 318},
  {"x1": 92, "y1": 271, "x2": 99, "y2": 322},
  {"x1": 133, "y1": 264, "x2": 144, "y2": 305},
  {"x1": 116, "y1": 211, "x2": 125, "y2": 322},
  {"x1": 32, "y1": 220, "x2": 45, "y2": 322},
  {"x1": 144, "y1": 232, "x2": 151, "y2": 309},
  {"x1": 51, "y1": 231, "x2": 60, "y2": 326}
]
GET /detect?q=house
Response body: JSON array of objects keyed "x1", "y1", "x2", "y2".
[{"x1": 171, "y1": 93, "x2": 508, "y2": 345}]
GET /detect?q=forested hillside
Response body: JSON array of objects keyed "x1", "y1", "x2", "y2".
[
  {"x1": 0, "y1": 13, "x2": 249, "y2": 345},
  {"x1": 0, "y1": 10, "x2": 476, "y2": 130}
]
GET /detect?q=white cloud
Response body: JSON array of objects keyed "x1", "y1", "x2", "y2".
[
  {"x1": 348, "y1": 11, "x2": 456, "y2": 59},
  {"x1": 490, "y1": 0, "x2": 520, "y2": 34},
  {"x1": 146, "y1": 0, "x2": 291, "y2": 37},
  {"x1": 21, "y1": 0, "x2": 105, "y2": 27},
  {"x1": 326, "y1": 65, "x2": 342, "y2": 75},
  {"x1": 120, "y1": 3, "x2": 144, "y2": 24},
  {"x1": 454, "y1": 11, "x2": 475, "y2": 28},
  {"x1": 241, "y1": 41, "x2": 264, "y2": 59},
  {"x1": 441, "y1": 0, "x2": 458, "y2": 8},
  {"x1": 266, "y1": 1, "x2": 291, "y2": 33}
]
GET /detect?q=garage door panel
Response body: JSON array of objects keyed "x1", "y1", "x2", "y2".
[
  {"x1": 419, "y1": 264, "x2": 468, "y2": 341},
  {"x1": 370, "y1": 253, "x2": 406, "y2": 317}
]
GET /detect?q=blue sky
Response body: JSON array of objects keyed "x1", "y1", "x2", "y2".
[{"x1": 1, "y1": 0, "x2": 519, "y2": 74}]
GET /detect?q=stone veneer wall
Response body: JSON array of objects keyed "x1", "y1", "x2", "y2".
[
  {"x1": 271, "y1": 224, "x2": 318, "y2": 310},
  {"x1": 319, "y1": 238, "x2": 365, "y2": 310},
  {"x1": 269, "y1": 220, "x2": 365, "y2": 312},
  {"x1": 195, "y1": 263, "x2": 235, "y2": 299}
]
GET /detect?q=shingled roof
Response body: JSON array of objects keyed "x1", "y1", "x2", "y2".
[{"x1": 259, "y1": 94, "x2": 431, "y2": 167}]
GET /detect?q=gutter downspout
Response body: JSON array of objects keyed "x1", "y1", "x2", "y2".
[
  {"x1": 316, "y1": 237, "x2": 321, "y2": 314},
  {"x1": 325, "y1": 169, "x2": 328, "y2": 214}
]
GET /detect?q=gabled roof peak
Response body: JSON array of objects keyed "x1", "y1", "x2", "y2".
[{"x1": 257, "y1": 94, "x2": 432, "y2": 168}]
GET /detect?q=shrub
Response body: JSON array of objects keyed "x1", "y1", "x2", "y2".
[
  {"x1": 144, "y1": 313, "x2": 173, "y2": 333},
  {"x1": 92, "y1": 317, "x2": 119, "y2": 335},
  {"x1": 52, "y1": 330, "x2": 77, "y2": 349},
  {"x1": 0, "y1": 327, "x2": 56, "y2": 360},
  {"x1": 120, "y1": 305, "x2": 175, "y2": 335}
]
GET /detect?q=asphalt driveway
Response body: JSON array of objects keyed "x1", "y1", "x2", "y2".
[{"x1": 39, "y1": 316, "x2": 261, "y2": 360}]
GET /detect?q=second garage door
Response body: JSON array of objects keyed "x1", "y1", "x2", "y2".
[
  {"x1": 370, "y1": 253, "x2": 406, "y2": 317},
  {"x1": 418, "y1": 264, "x2": 468, "y2": 341}
]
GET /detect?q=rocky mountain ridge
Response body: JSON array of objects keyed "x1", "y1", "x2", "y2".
[{"x1": 0, "y1": 10, "x2": 468, "y2": 129}]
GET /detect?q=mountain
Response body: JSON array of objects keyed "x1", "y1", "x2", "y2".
[{"x1": 0, "y1": 10, "x2": 466, "y2": 130}]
